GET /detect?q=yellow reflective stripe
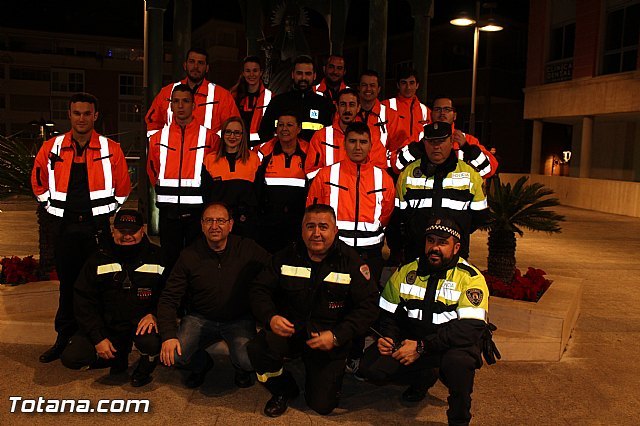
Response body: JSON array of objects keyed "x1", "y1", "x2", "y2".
[
  {"x1": 302, "y1": 122, "x2": 324, "y2": 130},
  {"x1": 324, "y1": 272, "x2": 351, "y2": 285},
  {"x1": 256, "y1": 368, "x2": 283, "y2": 383},
  {"x1": 97, "y1": 263, "x2": 122, "y2": 275},
  {"x1": 281, "y1": 265, "x2": 311, "y2": 278},
  {"x1": 134, "y1": 264, "x2": 165, "y2": 274}
]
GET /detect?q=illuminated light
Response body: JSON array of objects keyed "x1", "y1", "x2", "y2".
[{"x1": 450, "y1": 17, "x2": 476, "y2": 26}]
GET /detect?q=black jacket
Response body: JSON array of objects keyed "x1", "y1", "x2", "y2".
[
  {"x1": 74, "y1": 237, "x2": 165, "y2": 345},
  {"x1": 250, "y1": 240, "x2": 379, "y2": 354},
  {"x1": 258, "y1": 88, "x2": 335, "y2": 143},
  {"x1": 157, "y1": 234, "x2": 270, "y2": 340}
]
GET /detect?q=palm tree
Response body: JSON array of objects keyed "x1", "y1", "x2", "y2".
[
  {"x1": 481, "y1": 176, "x2": 565, "y2": 283},
  {"x1": 0, "y1": 134, "x2": 55, "y2": 276}
]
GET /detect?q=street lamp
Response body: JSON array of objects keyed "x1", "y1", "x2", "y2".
[{"x1": 450, "y1": 1, "x2": 503, "y2": 135}]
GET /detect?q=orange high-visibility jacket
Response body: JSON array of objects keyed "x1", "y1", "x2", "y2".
[
  {"x1": 312, "y1": 79, "x2": 348, "y2": 104},
  {"x1": 358, "y1": 99, "x2": 408, "y2": 164},
  {"x1": 235, "y1": 83, "x2": 273, "y2": 144},
  {"x1": 145, "y1": 78, "x2": 240, "y2": 137},
  {"x1": 306, "y1": 159, "x2": 395, "y2": 248},
  {"x1": 304, "y1": 116, "x2": 388, "y2": 179},
  {"x1": 382, "y1": 95, "x2": 431, "y2": 147},
  {"x1": 31, "y1": 131, "x2": 131, "y2": 218},
  {"x1": 147, "y1": 119, "x2": 218, "y2": 206}
]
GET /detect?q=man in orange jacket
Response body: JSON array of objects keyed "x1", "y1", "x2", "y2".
[
  {"x1": 382, "y1": 67, "x2": 431, "y2": 145},
  {"x1": 312, "y1": 55, "x2": 348, "y2": 104},
  {"x1": 31, "y1": 92, "x2": 131, "y2": 363},
  {"x1": 391, "y1": 97, "x2": 498, "y2": 179},
  {"x1": 147, "y1": 84, "x2": 218, "y2": 269},
  {"x1": 305, "y1": 88, "x2": 387, "y2": 179},
  {"x1": 145, "y1": 48, "x2": 239, "y2": 137}
]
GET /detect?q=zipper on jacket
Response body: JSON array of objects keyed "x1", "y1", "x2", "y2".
[
  {"x1": 178, "y1": 125, "x2": 185, "y2": 209},
  {"x1": 354, "y1": 164, "x2": 361, "y2": 247},
  {"x1": 409, "y1": 97, "x2": 416, "y2": 137}
]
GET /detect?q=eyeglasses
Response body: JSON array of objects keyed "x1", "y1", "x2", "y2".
[
  {"x1": 432, "y1": 107, "x2": 455, "y2": 113},
  {"x1": 223, "y1": 130, "x2": 243, "y2": 137},
  {"x1": 202, "y1": 217, "x2": 231, "y2": 226}
]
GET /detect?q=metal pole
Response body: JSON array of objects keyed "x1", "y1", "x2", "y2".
[{"x1": 469, "y1": 1, "x2": 480, "y2": 135}]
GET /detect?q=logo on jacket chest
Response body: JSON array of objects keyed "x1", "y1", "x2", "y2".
[
  {"x1": 137, "y1": 288, "x2": 153, "y2": 300},
  {"x1": 310, "y1": 109, "x2": 319, "y2": 119}
]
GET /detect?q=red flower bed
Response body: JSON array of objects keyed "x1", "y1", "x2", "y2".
[
  {"x1": 482, "y1": 267, "x2": 552, "y2": 302},
  {"x1": 0, "y1": 256, "x2": 40, "y2": 285}
]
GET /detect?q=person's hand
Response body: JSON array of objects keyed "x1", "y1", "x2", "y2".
[
  {"x1": 377, "y1": 336, "x2": 396, "y2": 356},
  {"x1": 453, "y1": 129, "x2": 466, "y2": 147},
  {"x1": 391, "y1": 339, "x2": 420, "y2": 365},
  {"x1": 136, "y1": 314, "x2": 158, "y2": 335},
  {"x1": 95, "y1": 338, "x2": 117, "y2": 360},
  {"x1": 160, "y1": 338, "x2": 182, "y2": 366},
  {"x1": 306, "y1": 331, "x2": 335, "y2": 351},
  {"x1": 270, "y1": 315, "x2": 295, "y2": 337}
]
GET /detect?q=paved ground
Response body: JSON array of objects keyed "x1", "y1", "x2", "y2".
[{"x1": 1, "y1": 198, "x2": 639, "y2": 425}]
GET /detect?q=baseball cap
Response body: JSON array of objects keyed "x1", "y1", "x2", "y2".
[
  {"x1": 113, "y1": 209, "x2": 144, "y2": 232},
  {"x1": 425, "y1": 217, "x2": 461, "y2": 240},
  {"x1": 422, "y1": 121, "x2": 452, "y2": 140}
]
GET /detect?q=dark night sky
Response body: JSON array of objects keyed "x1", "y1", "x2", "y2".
[{"x1": 0, "y1": 1, "x2": 528, "y2": 40}]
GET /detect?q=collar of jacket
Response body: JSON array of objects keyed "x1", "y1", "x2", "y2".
[
  {"x1": 420, "y1": 149, "x2": 458, "y2": 178},
  {"x1": 169, "y1": 116, "x2": 200, "y2": 133},
  {"x1": 340, "y1": 156, "x2": 374, "y2": 174},
  {"x1": 361, "y1": 99, "x2": 382, "y2": 116},
  {"x1": 180, "y1": 77, "x2": 212, "y2": 96},
  {"x1": 395, "y1": 95, "x2": 419, "y2": 107},
  {"x1": 198, "y1": 233, "x2": 241, "y2": 257},
  {"x1": 272, "y1": 138, "x2": 306, "y2": 157},
  {"x1": 60, "y1": 131, "x2": 103, "y2": 150},
  {"x1": 99, "y1": 235, "x2": 151, "y2": 262},
  {"x1": 416, "y1": 253, "x2": 460, "y2": 277},
  {"x1": 292, "y1": 238, "x2": 343, "y2": 266}
]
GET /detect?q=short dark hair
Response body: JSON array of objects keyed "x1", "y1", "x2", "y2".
[
  {"x1": 360, "y1": 69, "x2": 380, "y2": 85},
  {"x1": 337, "y1": 87, "x2": 360, "y2": 103},
  {"x1": 171, "y1": 83, "x2": 194, "y2": 99},
  {"x1": 397, "y1": 66, "x2": 419, "y2": 83},
  {"x1": 185, "y1": 47, "x2": 209, "y2": 63},
  {"x1": 293, "y1": 54, "x2": 315, "y2": 71},
  {"x1": 325, "y1": 54, "x2": 345, "y2": 65},
  {"x1": 344, "y1": 122, "x2": 371, "y2": 140},
  {"x1": 242, "y1": 55, "x2": 263, "y2": 69},
  {"x1": 202, "y1": 202, "x2": 233, "y2": 220},
  {"x1": 69, "y1": 92, "x2": 99, "y2": 111},
  {"x1": 277, "y1": 111, "x2": 301, "y2": 126},
  {"x1": 432, "y1": 95, "x2": 455, "y2": 108},
  {"x1": 304, "y1": 203, "x2": 336, "y2": 221}
]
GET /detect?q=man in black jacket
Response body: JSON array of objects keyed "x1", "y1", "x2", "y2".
[
  {"x1": 258, "y1": 55, "x2": 335, "y2": 144},
  {"x1": 158, "y1": 202, "x2": 270, "y2": 389},
  {"x1": 60, "y1": 209, "x2": 164, "y2": 388},
  {"x1": 247, "y1": 204, "x2": 379, "y2": 417}
]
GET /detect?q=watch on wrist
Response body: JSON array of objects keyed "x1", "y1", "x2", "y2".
[{"x1": 416, "y1": 340, "x2": 425, "y2": 355}]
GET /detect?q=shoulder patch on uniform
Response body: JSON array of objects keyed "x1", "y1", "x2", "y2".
[
  {"x1": 465, "y1": 288, "x2": 484, "y2": 306},
  {"x1": 457, "y1": 263, "x2": 478, "y2": 277},
  {"x1": 360, "y1": 264, "x2": 371, "y2": 281},
  {"x1": 405, "y1": 270, "x2": 417, "y2": 284}
]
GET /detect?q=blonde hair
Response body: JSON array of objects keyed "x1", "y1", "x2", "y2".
[{"x1": 216, "y1": 116, "x2": 249, "y2": 163}]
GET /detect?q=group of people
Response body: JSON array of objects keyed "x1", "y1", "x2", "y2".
[{"x1": 30, "y1": 47, "x2": 500, "y2": 425}]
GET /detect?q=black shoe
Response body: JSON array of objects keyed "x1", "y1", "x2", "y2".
[
  {"x1": 39, "y1": 340, "x2": 67, "y2": 363},
  {"x1": 264, "y1": 395, "x2": 289, "y2": 417},
  {"x1": 110, "y1": 357, "x2": 129, "y2": 375},
  {"x1": 402, "y1": 384, "x2": 429, "y2": 403},
  {"x1": 234, "y1": 369, "x2": 255, "y2": 388},
  {"x1": 185, "y1": 356, "x2": 214, "y2": 389},
  {"x1": 131, "y1": 373, "x2": 153, "y2": 387},
  {"x1": 130, "y1": 355, "x2": 157, "y2": 387}
]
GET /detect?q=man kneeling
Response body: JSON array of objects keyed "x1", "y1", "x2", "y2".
[
  {"x1": 61, "y1": 210, "x2": 164, "y2": 387},
  {"x1": 359, "y1": 217, "x2": 490, "y2": 426}
]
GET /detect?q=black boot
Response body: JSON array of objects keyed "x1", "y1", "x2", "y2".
[
  {"x1": 234, "y1": 369, "x2": 255, "y2": 388},
  {"x1": 185, "y1": 355, "x2": 214, "y2": 388},
  {"x1": 39, "y1": 337, "x2": 69, "y2": 363},
  {"x1": 131, "y1": 355, "x2": 158, "y2": 387}
]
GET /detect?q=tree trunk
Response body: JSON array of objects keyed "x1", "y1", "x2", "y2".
[
  {"x1": 487, "y1": 229, "x2": 517, "y2": 283},
  {"x1": 36, "y1": 204, "x2": 56, "y2": 279}
]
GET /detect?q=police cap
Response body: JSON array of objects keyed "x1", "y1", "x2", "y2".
[{"x1": 422, "y1": 122, "x2": 452, "y2": 141}]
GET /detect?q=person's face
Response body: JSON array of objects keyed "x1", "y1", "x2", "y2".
[
  {"x1": 358, "y1": 75, "x2": 380, "y2": 103},
  {"x1": 242, "y1": 61, "x2": 263, "y2": 87},
  {"x1": 292, "y1": 63, "x2": 315, "y2": 90},
  {"x1": 223, "y1": 121, "x2": 244, "y2": 151},
  {"x1": 337, "y1": 93, "x2": 360, "y2": 125},
  {"x1": 324, "y1": 56, "x2": 345, "y2": 84},
  {"x1": 170, "y1": 90, "x2": 194, "y2": 121},
  {"x1": 344, "y1": 131, "x2": 371, "y2": 164},
  {"x1": 68, "y1": 102, "x2": 97, "y2": 135},
  {"x1": 183, "y1": 52, "x2": 209, "y2": 84},
  {"x1": 302, "y1": 212, "x2": 338, "y2": 258},
  {"x1": 424, "y1": 234, "x2": 460, "y2": 267},
  {"x1": 276, "y1": 115, "x2": 301, "y2": 143},
  {"x1": 201, "y1": 205, "x2": 233, "y2": 245},
  {"x1": 432, "y1": 98, "x2": 457, "y2": 124},
  {"x1": 397, "y1": 76, "x2": 419, "y2": 99},
  {"x1": 424, "y1": 136, "x2": 453, "y2": 165},
  {"x1": 113, "y1": 227, "x2": 144, "y2": 246}
]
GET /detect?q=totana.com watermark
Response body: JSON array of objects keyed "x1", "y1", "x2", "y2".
[{"x1": 8, "y1": 396, "x2": 150, "y2": 413}]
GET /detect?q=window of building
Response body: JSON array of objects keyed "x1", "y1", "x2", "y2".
[
  {"x1": 119, "y1": 102, "x2": 142, "y2": 123},
  {"x1": 603, "y1": 2, "x2": 640, "y2": 75},
  {"x1": 549, "y1": 23, "x2": 575, "y2": 61},
  {"x1": 51, "y1": 98, "x2": 69, "y2": 120},
  {"x1": 119, "y1": 74, "x2": 143, "y2": 97},
  {"x1": 9, "y1": 67, "x2": 50, "y2": 81},
  {"x1": 51, "y1": 69, "x2": 85, "y2": 93}
]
